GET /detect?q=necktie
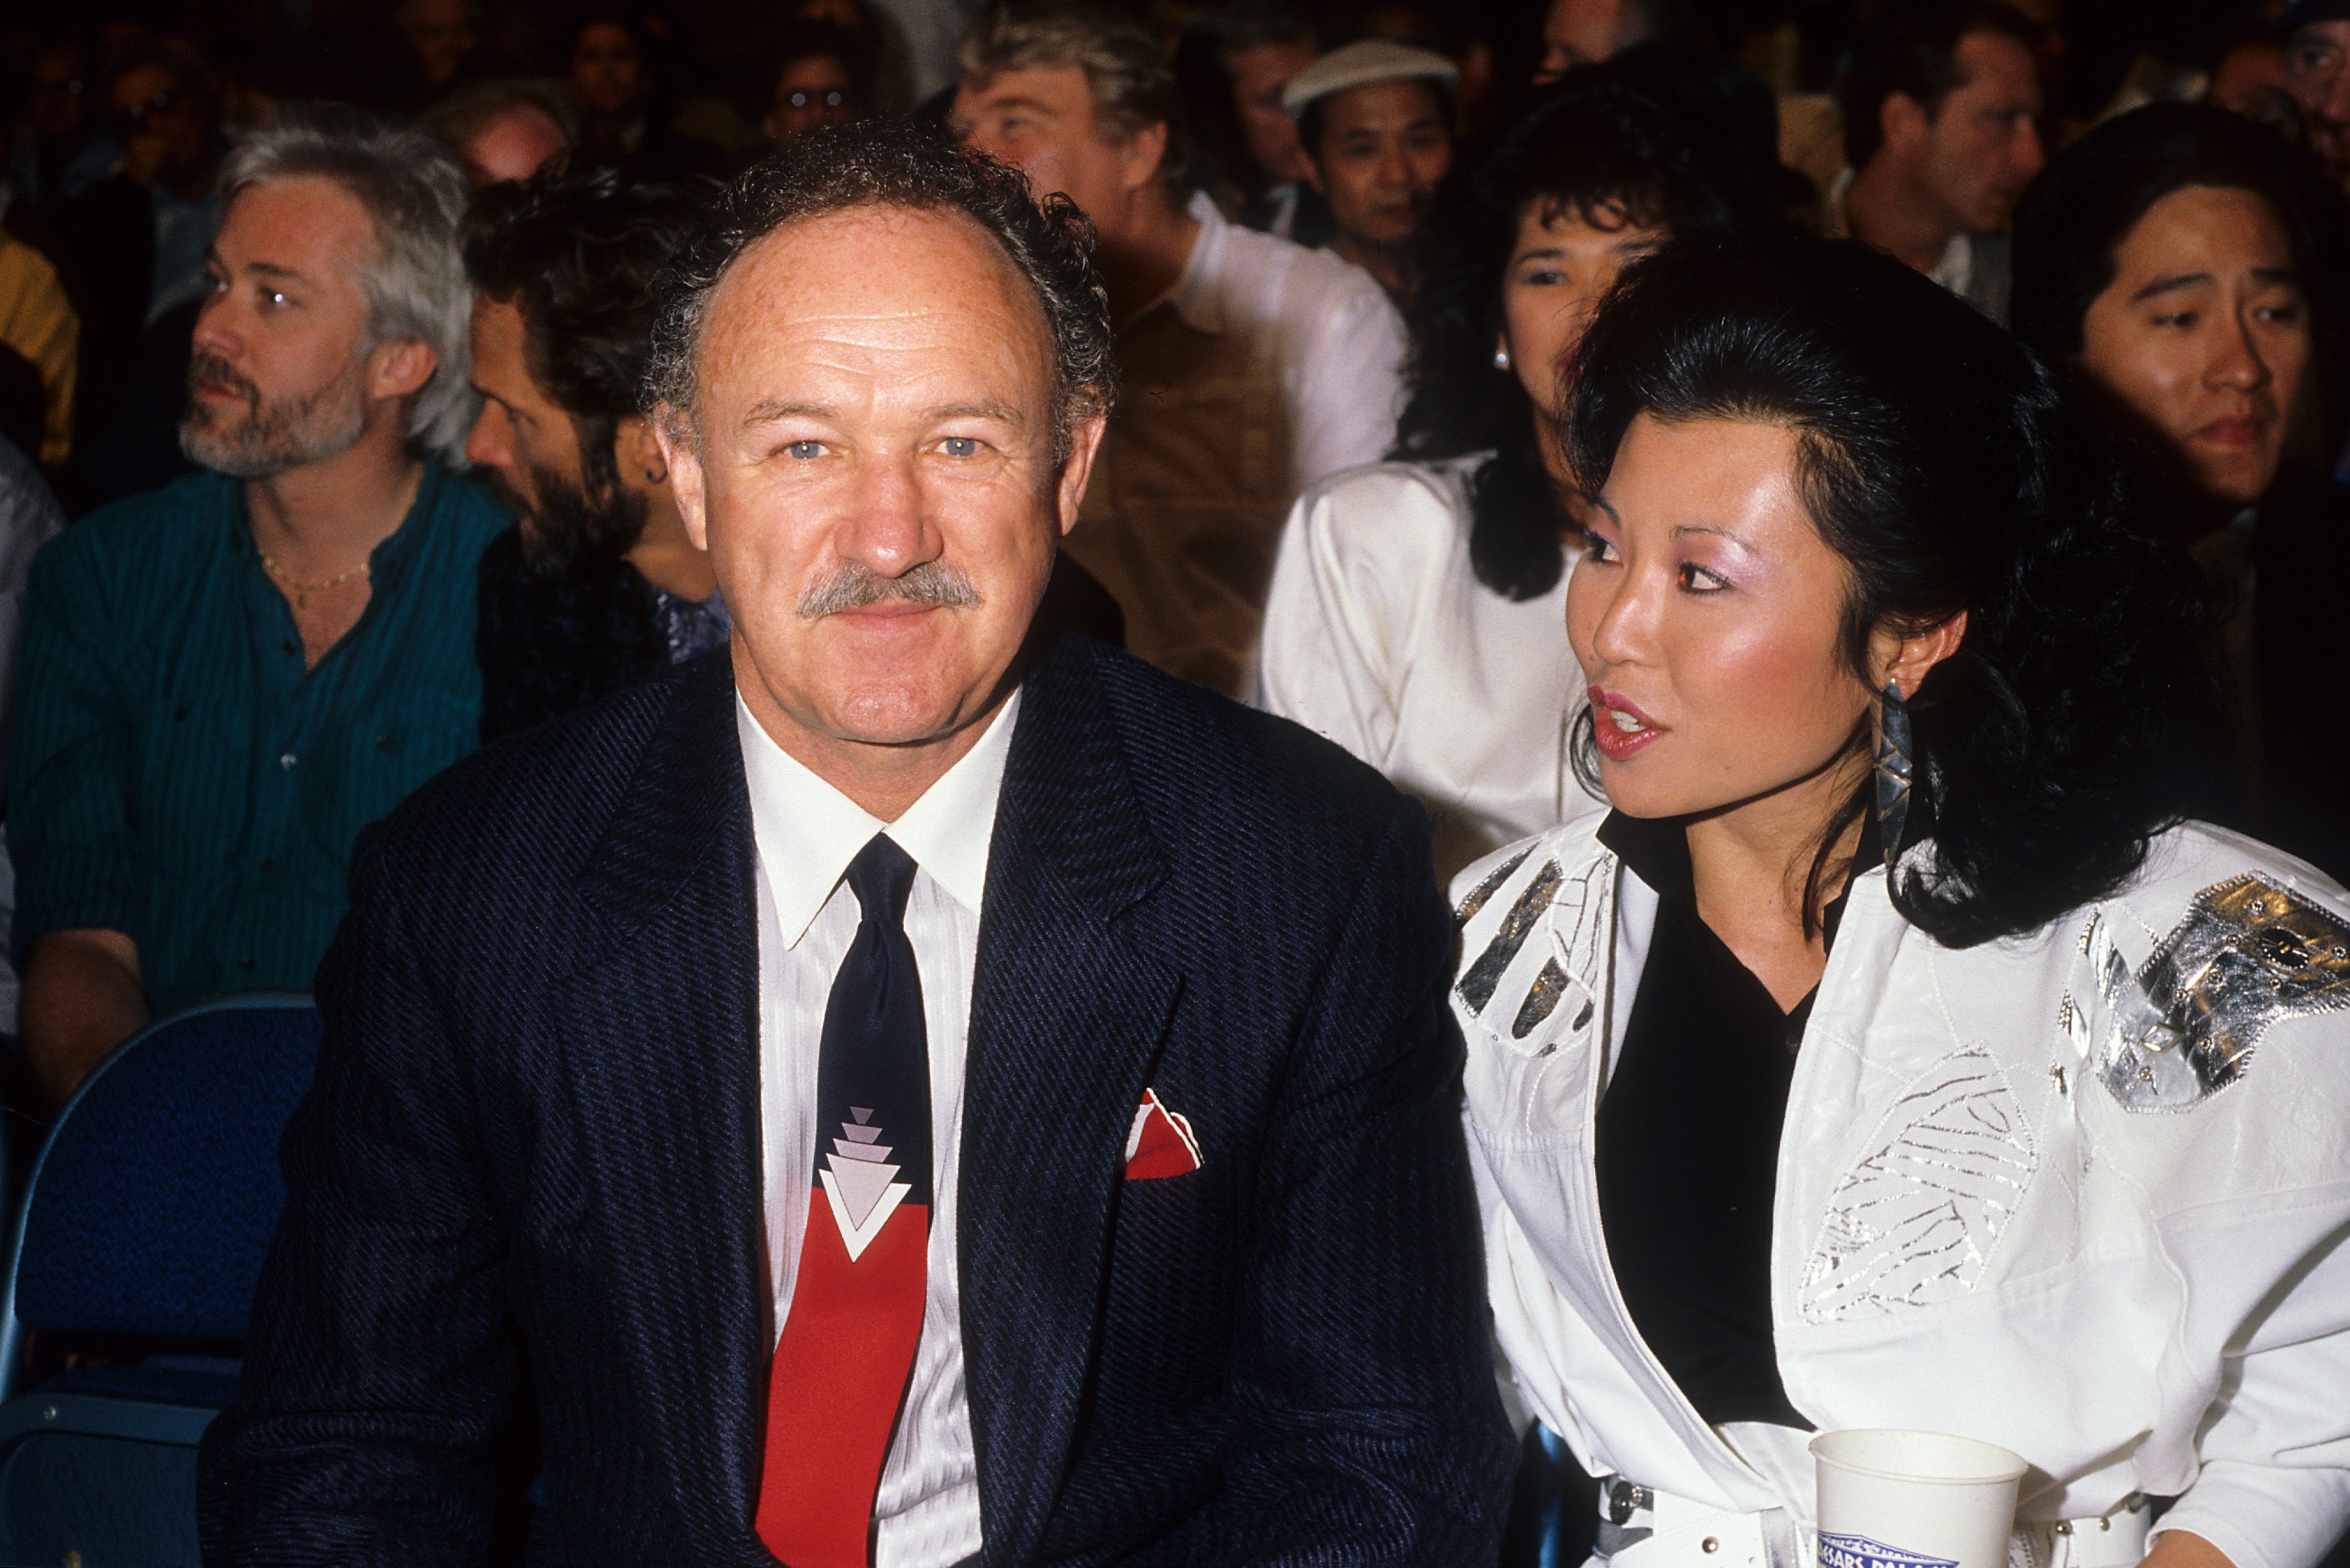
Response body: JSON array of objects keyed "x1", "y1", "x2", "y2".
[{"x1": 756, "y1": 835, "x2": 933, "y2": 1566}]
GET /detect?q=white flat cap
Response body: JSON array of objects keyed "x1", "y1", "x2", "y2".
[{"x1": 1279, "y1": 40, "x2": 1460, "y2": 120}]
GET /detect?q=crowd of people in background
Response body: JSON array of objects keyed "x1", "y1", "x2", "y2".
[{"x1": 0, "y1": 0, "x2": 2341, "y2": 1154}]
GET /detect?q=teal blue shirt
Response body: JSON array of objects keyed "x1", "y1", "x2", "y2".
[{"x1": 9, "y1": 463, "x2": 508, "y2": 1015}]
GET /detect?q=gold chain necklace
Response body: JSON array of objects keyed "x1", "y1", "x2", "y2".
[{"x1": 258, "y1": 549, "x2": 370, "y2": 596}]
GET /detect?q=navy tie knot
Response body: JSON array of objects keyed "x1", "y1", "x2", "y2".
[{"x1": 846, "y1": 835, "x2": 918, "y2": 928}]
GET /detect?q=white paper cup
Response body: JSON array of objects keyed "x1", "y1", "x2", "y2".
[{"x1": 1811, "y1": 1429, "x2": 2029, "y2": 1568}]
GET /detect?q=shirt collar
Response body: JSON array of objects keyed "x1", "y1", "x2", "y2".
[
  {"x1": 228, "y1": 458, "x2": 446, "y2": 597},
  {"x1": 1159, "y1": 188, "x2": 1225, "y2": 336},
  {"x1": 736, "y1": 686, "x2": 1022, "y2": 947},
  {"x1": 1825, "y1": 166, "x2": 1975, "y2": 293}
]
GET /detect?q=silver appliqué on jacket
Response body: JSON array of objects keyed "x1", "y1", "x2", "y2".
[
  {"x1": 2078, "y1": 874, "x2": 2350, "y2": 1113},
  {"x1": 1799, "y1": 1044, "x2": 2037, "y2": 1322}
]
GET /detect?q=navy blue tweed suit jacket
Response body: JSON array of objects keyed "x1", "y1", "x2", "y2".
[{"x1": 198, "y1": 634, "x2": 1514, "y2": 1566}]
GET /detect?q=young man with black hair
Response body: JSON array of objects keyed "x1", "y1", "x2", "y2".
[
  {"x1": 460, "y1": 165, "x2": 724, "y2": 741},
  {"x1": 1282, "y1": 39, "x2": 1456, "y2": 302}
]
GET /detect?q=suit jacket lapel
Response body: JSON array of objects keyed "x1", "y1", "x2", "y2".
[
  {"x1": 962, "y1": 640, "x2": 1178, "y2": 1568},
  {"x1": 556, "y1": 655, "x2": 773, "y2": 1562}
]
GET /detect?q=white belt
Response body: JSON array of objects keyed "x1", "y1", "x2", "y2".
[{"x1": 1595, "y1": 1479, "x2": 2154, "y2": 1568}]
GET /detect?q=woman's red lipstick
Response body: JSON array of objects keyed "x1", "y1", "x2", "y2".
[{"x1": 1588, "y1": 686, "x2": 1664, "y2": 761}]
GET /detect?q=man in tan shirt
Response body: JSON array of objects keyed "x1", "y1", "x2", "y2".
[{"x1": 955, "y1": 1, "x2": 1406, "y2": 697}]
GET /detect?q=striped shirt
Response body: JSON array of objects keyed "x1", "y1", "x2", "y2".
[{"x1": 9, "y1": 462, "x2": 508, "y2": 1015}]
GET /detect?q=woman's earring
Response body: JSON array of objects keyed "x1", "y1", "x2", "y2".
[
  {"x1": 1493, "y1": 344, "x2": 1512, "y2": 371},
  {"x1": 1875, "y1": 679, "x2": 1913, "y2": 871}
]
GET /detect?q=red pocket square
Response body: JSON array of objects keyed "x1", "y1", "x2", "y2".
[{"x1": 1124, "y1": 1088, "x2": 1201, "y2": 1179}]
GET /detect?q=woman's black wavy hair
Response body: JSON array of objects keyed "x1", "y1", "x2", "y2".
[
  {"x1": 1563, "y1": 226, "x2": 2220, "y2": 948},
  {"x1": 1393, "y1": 45, "x2": 1787, "y2": 602}
]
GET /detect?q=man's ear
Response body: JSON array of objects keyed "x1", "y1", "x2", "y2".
[
  {"x1": 367, "y1": 337, "x2": 437, "y2": 403},
  {"x1": 1880, "y1": 91, "x2": 1932, "y2": 159},
  {"x1": 615, "y1": 413, "x2": 668, "y2": 489},
  {"x1": 1118, "y1": 120, "x2": 1170, "y2": 198},
  {"x1": 653, "y1": 407, "x2": 710, "y2": 550},
  {"x1": 1875, "y1": 610, "x2": 1968, "y2": 701},
  {"x1": 1299, "y1": 153, "x2": 1327, "y2": 196},
  {"x1": 1054, "y1": 410, "x2": 1109, "y2": 537}
]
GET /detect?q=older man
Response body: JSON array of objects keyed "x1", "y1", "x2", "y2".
[
  {"x1": 955, "y1": 1, "x2": 1407, "y2": 697},
  {"x1": 199, "y1": 119, "x2": 1510, "y2": 1564},
  {"x1": 9, "y1": 108, "x2": 503, "y2": 1106}
]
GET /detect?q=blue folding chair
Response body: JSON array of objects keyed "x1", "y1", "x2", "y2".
[{"x1": 0, "y1": 992, "x2": 319, "y2": 1567}]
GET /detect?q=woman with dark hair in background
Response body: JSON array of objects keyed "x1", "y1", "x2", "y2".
[
  {"x1": 565, "y1": 7, "x2": 725, "y2": 177},
  {"x1": 2012, "y1": 100, "x2": 2350, "y2": 885},
  {"x1": 1256, "y1": 56, "x2": 1780, "y2": 877},
  {"x1": 1459, "y1": 226, "x2": 2350, "y2": 1568}
]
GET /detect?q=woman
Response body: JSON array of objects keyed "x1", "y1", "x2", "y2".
[
  {"x1": 1256, "y1": 57, "x2": 1780, "y2": 878},
  {"x1": 2012, "y1": 102, "x2": 2350, "y2": 885},
  {"x1": 1457, "y1": 225, "x2": 2350, "y2": 1568},
  {"x1": 566, "y1": 9, "x2": 724, "y2": 178}
]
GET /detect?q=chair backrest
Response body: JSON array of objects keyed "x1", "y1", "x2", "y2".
[{"x1": 1, "y1": 994, "x2": 319, "y2": 1363}]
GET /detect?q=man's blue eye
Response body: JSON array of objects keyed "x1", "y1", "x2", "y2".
[
  {"x1": 942, "y1": 437, "x2": 979, "y2": 458},
  {"x1": 787, "y1": 440, "x2": 823, "y2": 459}
]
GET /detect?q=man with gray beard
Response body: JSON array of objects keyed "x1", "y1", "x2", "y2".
[{"x1": 7, "y1": 107, "x2": 508, "y2": 1107}]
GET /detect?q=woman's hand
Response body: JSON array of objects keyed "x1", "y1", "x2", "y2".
[{"x1": 2143, "y1": 1530, "x2": 2234, "y2": 1568}]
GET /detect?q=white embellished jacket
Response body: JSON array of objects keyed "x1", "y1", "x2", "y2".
[{"x1": 1452, "y1": 815, "x2": 2350, "y2": 1568}]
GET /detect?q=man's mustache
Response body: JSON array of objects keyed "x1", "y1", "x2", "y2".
[
  {"x1": 798, "y1": 559, "x2": 982, "y2": 618},
  {"x1": 187, "y1": 350, "x2": 261, "y2": 415}
]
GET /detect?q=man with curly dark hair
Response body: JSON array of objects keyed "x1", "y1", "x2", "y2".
[
  {"x1": 200, "y1": 117, "x2": 1512, "y2": 1564},
  {"x1": 459, "y1": 164, "x2": 725, "y2": 742}
]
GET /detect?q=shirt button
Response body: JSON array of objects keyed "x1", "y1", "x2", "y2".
[
  {"x1": 258, "y1": 857, "x2": 275, "y2": 872},
  {"x1": 238, "y1": 957, "x2": 256, "y2": 971},
  {"x1": 280, "y1": 753, "x2": 297, "y2": 770}
]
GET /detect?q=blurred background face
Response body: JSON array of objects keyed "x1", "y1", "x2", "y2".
[
  {"x1": 955, "y1": 66, "x2": 1146, "y2": 229},
  {"x1": 29, "y1": 44, "x2": 88, "y2": 141},
  {"x1": 1501, "y1": 199, "x2": 1665, "y2": 422},
  {"x1": 1307, "y1": 79, "x2": 1451, "y2": 253},
  {"x1": 767, "y1": 54, "x2": 856, "y2": 142},
  {"x1": 2285, "y1": 22, "x2": 2350, "y2": 182},
  {"x1": 401, "y1": 0, "x2": 477, "y2": 89},
  {"x1": 1912, "y1": 31, "x2": 2044, "y2": 232},
  {"x1": 2211, "y1": 38, "x2": 2290, "y2": 120},
  {"x1": 111, "y1": 61, "x2": 210, "y2": 184},
  {"x1": 465, "y1": 295, "x2": 648, "y2": 572},
  {"x1": 665, "y1": 206, "x2": 1082, "y2": 753},
  {"x1": 2078, "y1": 184, "x2": 2309, "y2": 509},
  {"x1": 1536, "y1": 0, "x2": 1632, "y2": 82},
  {"x1": 572, "y1": 22, "x2": 648, "y2": 117},
  {"x1": 457, "y1": 105, "x2": 568, "y2": 187},
  {"x1": 183, "y1": 178, "x2": 384, "y2": 478},
  {"x1": 1225, "y1": 36, "x2": 1317, "y2": 184},
  {"x1": 1567, "y1": 414, "x2": 1871, "y2": 821}
]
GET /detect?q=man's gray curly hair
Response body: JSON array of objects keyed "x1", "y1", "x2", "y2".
[
  {"x1": 643, "y1": 117, "x2": 1114, "y2": 468},
  {"x1": 219, "y1": 105, "x2": 477, "y2": 466}
]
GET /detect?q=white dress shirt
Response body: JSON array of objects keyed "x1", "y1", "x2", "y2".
[
  {"x1": 1256, "y1": 458, "x2": 1602, "y2": 875},
  {"x1": 736, "y1": 689, "x2": 1022, "y2": 1568},
  {"x1": 1176, "y1": 189, "x2": 1408, "y2": 492}
]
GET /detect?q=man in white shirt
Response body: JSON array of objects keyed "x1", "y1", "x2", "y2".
[
  {"x1": 1829, "y1": 0, "x2": 2046, "y2": 325},
  {"x1": 202, "y1": 117, "x2": 1512, "y2": 1566},
  {"x1": 953, "y1": 1, "x2": 1408, "y2": 697}
]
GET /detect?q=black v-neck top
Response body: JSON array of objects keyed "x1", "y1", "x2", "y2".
[{"x1": 1591, "y1": 811, "x2": 1871, "y2": 1432}]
